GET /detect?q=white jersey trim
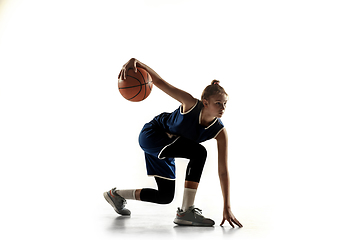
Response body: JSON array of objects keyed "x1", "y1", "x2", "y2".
[
  {"x1": 158, "y1": 136, "x2": 181, "y2": 159},
  {"x1": 205, "y1": 118, "x2": 218, "y2": 129},
  {"x1": 180, "y1": 100, "x2": 198, "y2": 115},
  {"x1": 148, "y1": 175, "x2": 176, "y2": 181},
  {"x1": 199, "y1": 109, "x2": 218, "y2": 129},
  {"x1": 213, "y1": 127, "x2": 224, "y2": 139}
]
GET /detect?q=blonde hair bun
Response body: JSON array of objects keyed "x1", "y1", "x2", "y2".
[
  {"x1": 211, "y1": 80, "x2": 220, "y2": 85},
  {"x1": 201, "y1": 79, "x2": 227, "y2": 100}
]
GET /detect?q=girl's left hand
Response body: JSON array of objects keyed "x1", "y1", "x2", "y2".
[{"x1": 220, "y1": 208, "x2": 243, "y2": 228}]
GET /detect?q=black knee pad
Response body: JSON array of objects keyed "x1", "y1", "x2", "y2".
[
  {"x1": 156, "y1": 177, "x2": 175, "y2": 204},
  {"x1": 160, "y1": 138, "x2": 208, "y2": 183},
  {"x1": 185, "y1": 144, "x2": 207, "y2": 183},
  {"x1": 158, "y1": 191, "x2": 175, "y2": 204},
  {"x1": 196, "y1": 144, "x2": 207, "y2": 162}
]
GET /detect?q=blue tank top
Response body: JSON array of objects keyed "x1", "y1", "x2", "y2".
[{"x1": 150, "y1": 100, "x2": 224, "y2": 143}]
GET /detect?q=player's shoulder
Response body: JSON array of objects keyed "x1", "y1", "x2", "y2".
[
  {"x1": 217, "y1": 117, "x2": 224, "y2": 127},
  {"x1": 182, "y1": 97, "x2": 198, "y2": 113},
  {"x1": 214, "y1": 127, "x2": 227, "y2": 141}
]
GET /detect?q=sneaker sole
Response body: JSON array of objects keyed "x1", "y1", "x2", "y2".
[
  {"x1": 103, "y1": 192, "x2": 131, "y2": 216},
  {"x1": 174, "y1": 218, "x2": 214, "y2": 227}
]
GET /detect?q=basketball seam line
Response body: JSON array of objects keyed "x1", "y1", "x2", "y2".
[
  {"x1": 137, "y1": 69, "x2": 147, "y2": 100},
  {"x1": 119, "y1": 68, "x2": 152, "y2": 100},
  {"x1": 118, "y1": 81, "x2": 152, "y2": 89}
]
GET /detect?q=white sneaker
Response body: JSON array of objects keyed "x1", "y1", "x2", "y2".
[
  {"x1": 174, "y1": 206, "x2": 214, "y2": 226},
  {"x1": 103, "y1": 188, "x2": 131, "y2": 215}
]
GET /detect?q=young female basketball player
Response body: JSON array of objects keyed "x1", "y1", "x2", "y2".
[{"x1": 104, "y1": 58, "x2": 242, "y2": 228}]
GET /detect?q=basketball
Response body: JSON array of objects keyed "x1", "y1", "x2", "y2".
[{"x1": 118, "y1": 67, "x2": 153, "y2": 102}]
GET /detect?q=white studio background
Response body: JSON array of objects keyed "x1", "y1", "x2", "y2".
[{"x1": 0, "y1": 0, "x2": 359, "y2": 239}]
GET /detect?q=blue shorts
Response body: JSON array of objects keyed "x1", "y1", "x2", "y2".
[{"x1": 138, "y1": 122, "x2": 179, "y2": 180}]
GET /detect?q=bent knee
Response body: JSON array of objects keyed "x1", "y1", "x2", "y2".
[
  {"x1": 196, "y1": 144, "x2": 207, "y2": 162},
  {"x1": 159, "y1": 192, "x2": 175, "y2": 204}
]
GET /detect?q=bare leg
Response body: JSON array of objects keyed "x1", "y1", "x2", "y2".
[
  {"x1": 185, "y1": 180, "x2": 199, "y2": 189},
  {"x1": 135, "y1": 189, "x2": 141, "y2": 200}
]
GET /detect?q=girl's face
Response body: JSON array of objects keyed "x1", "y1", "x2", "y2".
[{"x1": 203, "y1": 93, "x2": 228, "y2": 118}]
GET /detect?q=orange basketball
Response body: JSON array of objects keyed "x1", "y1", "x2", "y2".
[{"x1": 118, "y1": 67, "x2": 153, "y2": 102}]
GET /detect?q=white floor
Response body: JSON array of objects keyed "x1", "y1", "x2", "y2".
[
  {"x1": 2, "y1": 182, "x2": 359, "y2": 240},
  {"x1": 1, "y1": 158, "x2": 276, "y2": 240},
  {"x1": 96, "y1": 201, "x2": 272, "y2": 240},
  {"x1": 78, "y1": 188, "x2": 274, "y2": 240},
  {"x1": 1, "y1": 142, "x2": 359, "y2": 240}
]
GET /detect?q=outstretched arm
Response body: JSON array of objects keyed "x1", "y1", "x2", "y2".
[
  {"x1": 119, "y1": 58, "x2": 196, "y2": 112},
  {"x1": 215, "y1": 128, "x2": 243, "y2": 228}
]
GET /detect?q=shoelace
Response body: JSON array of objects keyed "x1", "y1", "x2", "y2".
[
  {"x1": 191, "y1": 207, "x2": 204, "y2": 218},
  {"x1": 177, "y1": 207, "x2": 204, "y2": 217},
  {"x1": 112, "y1": 189, "x2": 127, "y2": 204}
]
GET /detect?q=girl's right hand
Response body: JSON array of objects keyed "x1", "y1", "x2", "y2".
[{"x1": 118, "y1": 58, "x2": 140, "y2": 80}]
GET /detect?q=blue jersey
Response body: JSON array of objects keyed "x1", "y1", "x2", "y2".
[
  {"x1": 150, "y1": 100, "x2": 224, "y2": 143},
  {"x1": 138, "y1": 99, "x2": 224, "y2": 180}
]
